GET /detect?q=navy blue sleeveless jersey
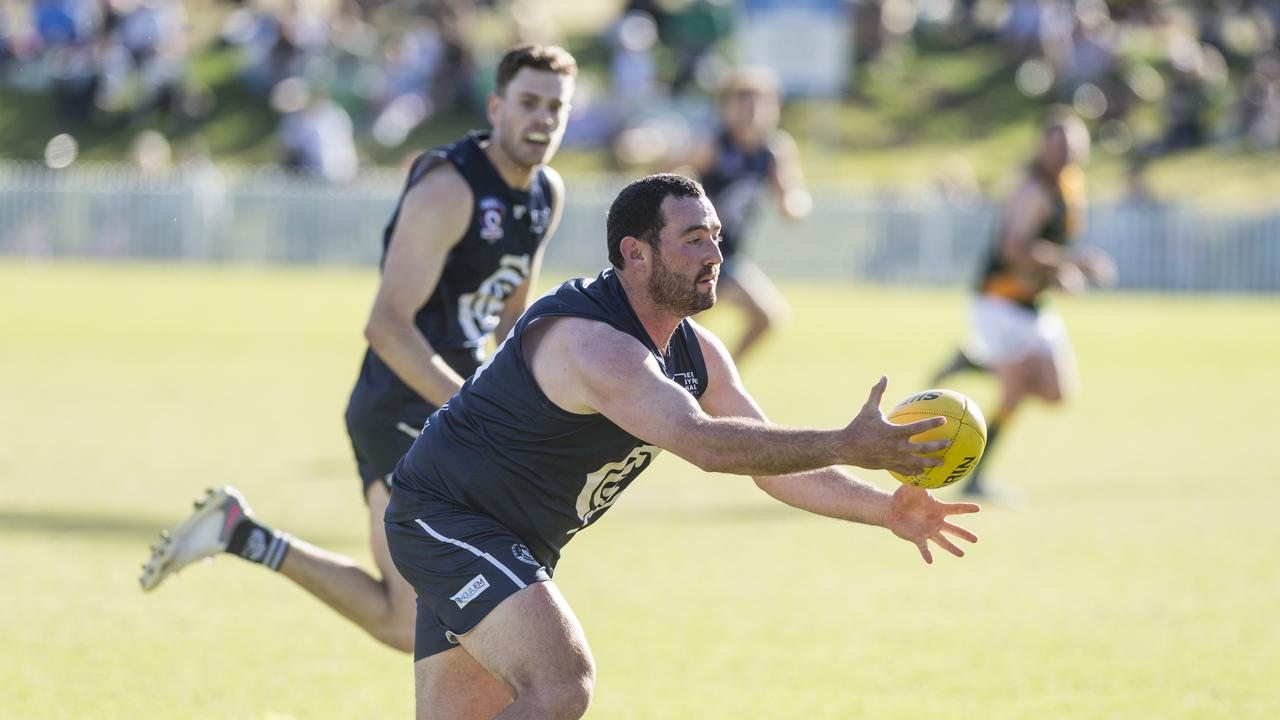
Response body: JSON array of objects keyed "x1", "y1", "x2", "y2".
[
  {"x1": 386, "y1": 269, "x2": 709, "y2": 567},
  {"x1": 347, "y1": 132, "x2": 555, "y2": 423},
  {"x1": 699, "y1": 131, "x2": 777, "y2": 261}
]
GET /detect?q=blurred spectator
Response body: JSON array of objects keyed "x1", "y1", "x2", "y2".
[
  {"x1": 275, "y1": 78, "x2": 358, "y2": 182},
  {"x1": 1238, "y1": 50, "x2": 1280, "y2": 148}
]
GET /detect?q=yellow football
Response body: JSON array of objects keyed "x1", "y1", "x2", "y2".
[{"x1": 887, "y1": 389, "x2": 987, "y2": 489}]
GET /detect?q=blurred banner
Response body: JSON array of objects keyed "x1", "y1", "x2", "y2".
[
  {"x1": 738, "y1": 0, "x2": 852, "y2": 97},
  {"x1": 1, "y1": 162, "x2": 1278, "y2": 293}
]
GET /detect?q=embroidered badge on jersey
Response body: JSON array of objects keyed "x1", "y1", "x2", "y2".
[{"x1": 478, "y1": 196, "x2": 506, "y2": 242}]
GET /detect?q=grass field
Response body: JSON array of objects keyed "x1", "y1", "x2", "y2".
[{"x1": 2, "y1": 261, "x2": 1279, "y2": 719}]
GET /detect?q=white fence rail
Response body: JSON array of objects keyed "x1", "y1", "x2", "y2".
[{"x1": 2, "y1": 162, "x2": 1278, "y2": 293}]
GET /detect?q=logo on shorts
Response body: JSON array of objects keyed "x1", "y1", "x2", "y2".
[
  {"x1": 511, "y1": 544, "x2": 539, "y2": 567},
  {"x1": 451, "y1": 574, "x2": 490, "y2": 609}
]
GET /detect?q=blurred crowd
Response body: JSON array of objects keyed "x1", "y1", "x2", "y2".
[{"x1": 1, "y1": 0, "x2": 1278, "y2": 182}]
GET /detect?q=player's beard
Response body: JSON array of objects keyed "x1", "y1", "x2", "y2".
[{"x1": 647, "y1": 249, "x2": 716, "y2": 317}]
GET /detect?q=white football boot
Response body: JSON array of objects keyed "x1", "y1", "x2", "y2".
[{"x1": 139, "y1": 486, "x2": 251, "y2": 591}]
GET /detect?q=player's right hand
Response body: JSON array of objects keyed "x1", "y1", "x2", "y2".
[{"x1": 843, "y1": 376, "x2": 950, "y2": 475}]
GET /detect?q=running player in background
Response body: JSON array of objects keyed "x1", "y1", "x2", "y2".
[
  {"x1": 673, "y1": 66, "x2": 811, "y2": 362},
  {"x1": 932, "y1": 108, "x2": 1115, "y2": 500},
  {"x1": 384, "y1": 174, "x2": 979, "y2": 718},
  {"x1": 138, "y1": 44, "x2": 577, "y2": 654}
]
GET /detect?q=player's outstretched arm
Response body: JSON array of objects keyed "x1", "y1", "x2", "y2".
[
  {"x1": 364, "y1": 165, "x2": 473, "y2": 407},
  {"x1": 527, "y1": 317, "x2": 949, "y2": 478},
  {"x1": 689, "y1": 322, "x2": 980, "y2": 563}
]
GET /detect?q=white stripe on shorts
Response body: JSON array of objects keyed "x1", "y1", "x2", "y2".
[{"x1": 414, "y1": 519, "x2": 527, "y2": 590}]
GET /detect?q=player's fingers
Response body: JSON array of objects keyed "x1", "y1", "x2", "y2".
[
  {"x1": 864, "y1": 375, "x2": 888, "y2": 410},
  {"x1": 890, "y1": 456, "x2": 942, "y2": 475},
  {"x1": 896, "y1": 415, "x2": 947, "y2": 435},
  {"x1": 916, "y1": 539, "x2": 934, "y2": 565},
  {"x1": 941, "y1": 521, "x2": 978, "y2": 544},
  {"x1": 933, "y1": 533, "x2": 965, "y2": 558},
  {"x1": 907, "y1": 438, "x2": 951, "y2": 455},
  {"x1": 942, "y1": 501, "x2": 981, "y2": 515}
]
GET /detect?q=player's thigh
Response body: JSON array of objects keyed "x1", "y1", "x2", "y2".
[
  {"x1": 1032, "y1": 311, "x2": 1079, "y2": 402},
  {"x1": 1026, "y1": 350, "x2": 1069, "y2": 402},
  {"x1": 458, "y1": 581, "x2": 594, "y2": 699},
  {"x1": 366, "y1": 482, "x2": 416, "y2": 609},
  {"x1": 416, "y1": 645, "x2": 512, "y2": 720}
]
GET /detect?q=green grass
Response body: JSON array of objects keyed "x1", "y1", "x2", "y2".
[{"x1": 2, "y1": 261, "x2": 1279, "y2": 718}]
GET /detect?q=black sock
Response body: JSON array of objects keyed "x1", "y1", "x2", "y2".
[
  {"x1": 932, "y1": 348, "x2": 985, "y2": 384},
  {"x1": 226, "y1": 518, "x2": 292, "y2": 571}
]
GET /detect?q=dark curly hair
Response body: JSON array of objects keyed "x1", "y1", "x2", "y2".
[{"x1": 606, "y1": 174, "x2": 705, "y2": 269}]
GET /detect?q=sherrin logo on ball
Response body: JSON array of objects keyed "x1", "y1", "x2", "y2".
[{"x1": 887, "y1": 389, "x2": 987, "y2": 489}]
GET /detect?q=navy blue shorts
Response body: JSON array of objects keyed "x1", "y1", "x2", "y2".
[
  {"x1": 385, "y1": 494, "x2": 552, "y2": 660},
  {"x1": 345, "y1": 416, "x2": 429, "y2": 495}
]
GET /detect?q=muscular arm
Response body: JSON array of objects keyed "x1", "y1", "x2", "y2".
[
  {"x1": 493, "y1": 167, "x2": 563, "y2": 344},
  {"x1": 525, "y1": 317, "x2": 948, "y2": 478},
  {"x1": 362, "y1": 165, "x2": 473, "y2": 408},
  {"x1": 691, "y1": 322, "x2": 982, "y2": 563},
  {"x1": 526, "y1": 317, "x2": 979, "y2": 563},
  {"x1": 691, "y1": 322, "x2": 894, "y2": 525}
]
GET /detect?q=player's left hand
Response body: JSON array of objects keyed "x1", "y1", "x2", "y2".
[{"x1": 883, "y1": 485, "x2": 980, "y2": 564}]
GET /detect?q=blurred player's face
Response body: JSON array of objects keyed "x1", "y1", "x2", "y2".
[
  {"x1": 647, "y1": 195, "x2": 722, "y2": 316},
  {"x1": 722, "y1": 88, "x2": 780, "y2": 136},
  {"x1": 1039, "y1": 121, "x2": 1091, "y2": 173},
  {"x1": 489, "y1": 68, "x2": 575, "y2": 169}
]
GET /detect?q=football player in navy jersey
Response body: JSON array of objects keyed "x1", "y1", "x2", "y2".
[
  {"x1": 674, "y1": 66, "x2": 812, "y2": 362},
  {"x1": 139, "y1": 45, "x2": 577, "y2": 657},
  {"x1": 383, "y1": 174, "x2": 980, "y2": 718}
]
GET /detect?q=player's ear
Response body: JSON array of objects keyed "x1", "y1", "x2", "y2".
[
  {"x1": 619, "y1": 235, "x2": 648, "y2": 269},
  {"x1": 486, "y1": 91, "x2": 503, "y2": 127}
]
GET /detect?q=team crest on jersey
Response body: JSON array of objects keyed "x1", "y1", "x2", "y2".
[
  {"x1": 569, "y1": 445, "x2": 659, "y2": 534},
  {"x1": 478, "y1": 196, "x2": 505, "y2": 242}
]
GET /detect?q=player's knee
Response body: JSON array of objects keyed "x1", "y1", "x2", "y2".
[
  {"x1": 514, "y1": 652, "x2": 595, "y2": 719},
  {"x1": 524, "y1": 675, "x2": 594, "y2": 719},
  {"x1": 1037, "y1": 382, "x2": 1066, "y2": 404},
  {"x1": 372, "y1": 592, "x2": 417, "y2": 653},
  {"x1": 378, "y1": 619, "x2": 415, "y2": 654}
]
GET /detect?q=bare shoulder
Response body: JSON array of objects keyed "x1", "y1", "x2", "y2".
[
  {"x1": 401, "y1": 159, "x2": 473, "y2": 216},
  {"x1": 524, "y1": 314, "x2": 653, "y2": 414},
  {"x1": 687, "y1": 318, "x2": 741, "y2": 385},
  {"x1": 688, "y1": 318, "x2": 732, "y2": 363},
  {"x1": 532, "y1": 315, "x2": 647, "y2": 365}
]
